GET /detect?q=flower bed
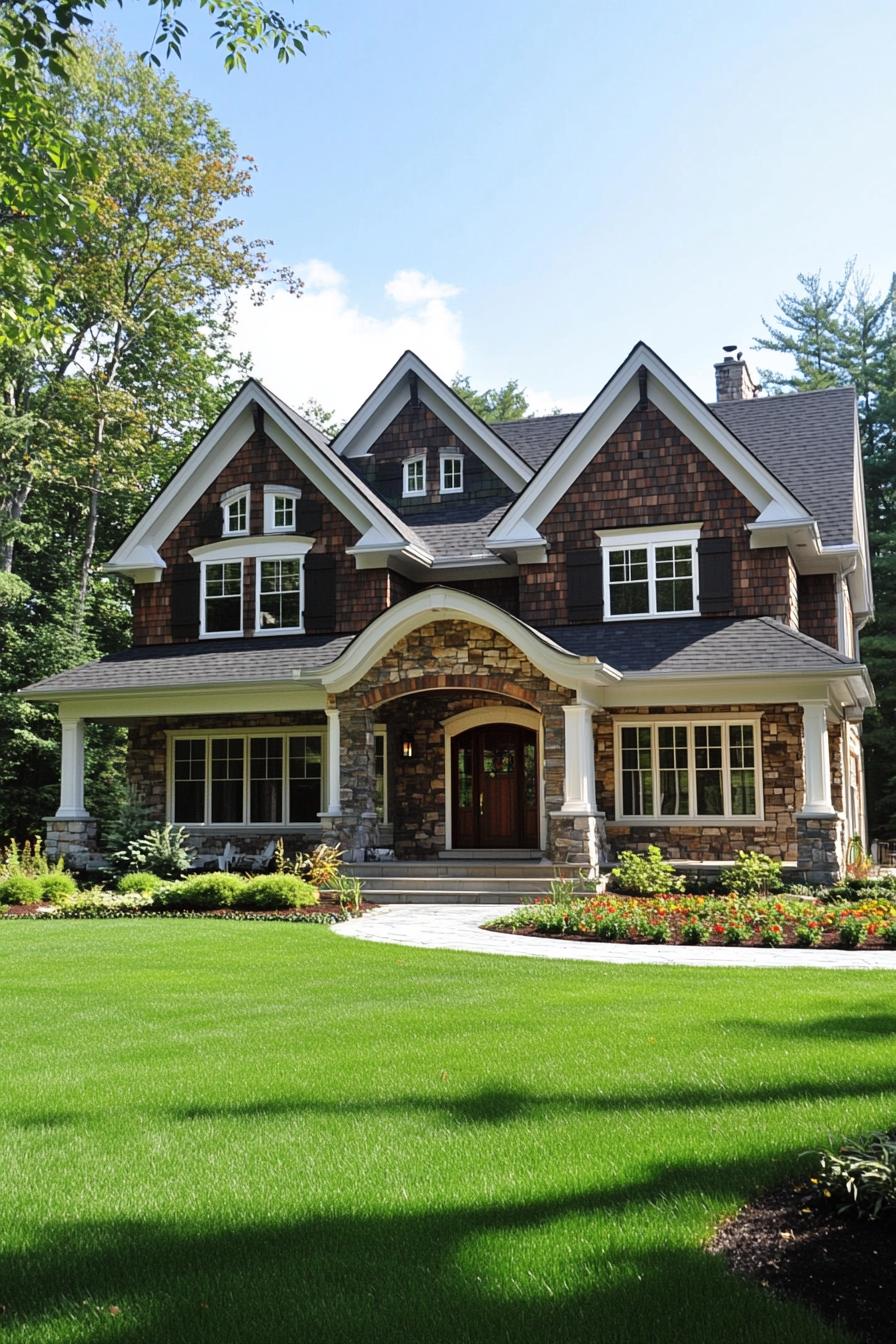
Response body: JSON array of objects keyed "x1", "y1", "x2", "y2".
[{"x1": 485, "y1": 893, "x2": 896, "y2": 951}]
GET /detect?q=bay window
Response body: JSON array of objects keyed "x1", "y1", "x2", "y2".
[
  {"x1": 201, "y1": 560, "x2": 243, "y2": 636},
  {"x1": 615, "y1": 719, "x2": 762, "y2": 821}
]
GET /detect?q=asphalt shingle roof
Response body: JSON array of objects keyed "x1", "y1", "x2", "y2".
[
  {"x1": 409, "y1": 503, "x2": 509, "y2": 563},
  {"x1": 492, "y1": 413, "x2": 580, "y2": 470}
]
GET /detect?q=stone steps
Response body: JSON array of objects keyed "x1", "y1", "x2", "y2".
[{"x1": 341, "y1": 861, "x2": 597, "y2": 904}]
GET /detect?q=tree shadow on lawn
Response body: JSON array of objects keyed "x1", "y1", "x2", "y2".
[
  {"x1": 726, "y1": 1009, "x2": 896, "y2": 1042},
  {"x1": 168, "y1": 1072, "x2": 896, "y2": 1130},
  {"x1": 0, "y1": 1156, "x2": 848, "y2": 1344}
]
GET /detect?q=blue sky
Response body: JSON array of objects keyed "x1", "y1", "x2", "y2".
[{"x1": 108, "y1": 0, "x2": 896, "y2": 417}]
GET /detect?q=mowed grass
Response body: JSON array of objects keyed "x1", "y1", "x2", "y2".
[{"x1": 1, "y1": 924, "x2": 895, "y2": 1344}]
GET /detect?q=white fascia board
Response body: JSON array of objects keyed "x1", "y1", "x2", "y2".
[
  {"x1": 189, "y1": 537, "x2": 313, "y2": 562},
  {"x1": 333, "y1": 351, "x2": 533, "y2": 492},
  {"x1": 107, "y1": 383, "x2": 413, "y2": 571},
  {"x1": 489, "y1": 344, "x2": 812, "y2": 546},
  {"x1": 292, "y1": 588, "x2": 621, "y2": 694},
  {"x1": 20, "y1": 683, "x2": 327, "y2": 717},
  {"x1": 600, "y1": 668, "x2": 871, "y2": 710}
]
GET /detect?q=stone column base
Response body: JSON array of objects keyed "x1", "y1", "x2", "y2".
[
  {"x1": 795, "y1": 813, "x2": 843, "y2": 885},
  {"x1": 44, "y1": 816, "x2": 99, "y2": 869},
  {"x1": 548, "y1": 811, "x2": 608, "y2": 875},
  {"x1": 320, "y1": 811, "x2": 380, "y2": 863}
]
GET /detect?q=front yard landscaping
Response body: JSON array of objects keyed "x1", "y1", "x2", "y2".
[{"x1": 1, "y1": 919, "x2": 895, "y2": 1343}]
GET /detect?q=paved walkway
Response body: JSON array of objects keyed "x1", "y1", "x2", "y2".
[{"x1": 332, "y1": 903, "x2": 896, "y2": 970}]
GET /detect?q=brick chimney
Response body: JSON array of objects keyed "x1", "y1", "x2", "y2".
[{"x1": 714, "y1": 345, "x2": 761, "y2": 401}]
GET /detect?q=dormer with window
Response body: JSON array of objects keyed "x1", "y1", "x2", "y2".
[
  {"x1": 221, "y1": 486, "x2": 250, "y2": 537},
  {"x1": 601, "y1": 525, "x2": 701, "y2": 620},
  {"x1": 440, "y1": 453, "x2": 463, "y2": 495},
  {"x1": 403, "y1": 456, "x2": 426, "y2": 497}
]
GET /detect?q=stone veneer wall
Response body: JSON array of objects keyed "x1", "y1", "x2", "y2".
[
  {"x1": 594, "y1": 705, "x2": 804, "y2": 862},
  {"x1": 517, "y1": 402, "x2": 797, "y2": 628}
]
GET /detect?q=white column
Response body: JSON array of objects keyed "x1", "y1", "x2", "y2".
[
  {"x1": 799, "y1": 700, "x2": 835, "y2": 816},
  {"x1": 56, "y1": 715, "x2": 88, "y2": 819},
  {"x1": 560, "y1": 704, "x2": 597, "y2": 813},
  {"x1": 323, "y1": 707, "x2": 341, "y2": 814}
]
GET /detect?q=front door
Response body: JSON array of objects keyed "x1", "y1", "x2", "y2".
[{"x1": 451, "y1": 724, "x2": 538, "y2": 849}]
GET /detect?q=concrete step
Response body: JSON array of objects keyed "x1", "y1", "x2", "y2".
[
  {"x1": 436, "y1": 849, "x2": 545, "y2": 861},
  {"x1": 344, "y1": 862, "x2": 581, "y2": 879},
  {"x1": 363, "y1": 891, "x2": 532, "y2": 905}
]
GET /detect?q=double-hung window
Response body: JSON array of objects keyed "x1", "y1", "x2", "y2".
[
  {"x1": 169, "y1": 731, "x2": 326, "y2": 826},
  {"x1": 201, "y1": 560, "x2": 243, "y2": 636},
  {"x1": 403, "y1": 457, "x2": 426, "y2": 497},
  {"x1": 602, "y1": 527, "x2": 700, "y2": 619},
  {"x1": 440, "y1": 455, "x2": 463, "y2": 493},
  {"x1": 256, "y1": 557, "x2": 303, "y2": 633},
  {"x1": 616, "y1": 718, "x2": 762, "y2": 821},
  {"x1": 221, "y1": 489, "x2": 249, "y2": 536}
]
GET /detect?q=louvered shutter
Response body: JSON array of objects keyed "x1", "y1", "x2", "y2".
[
  {"x1": 376, "y1": 459, "x2": 404, "y2": 500},
  {"x1": 200, "y1": 507, "x2": 222, "y2": 542},
  {"x1": 294, "y1": 500, "x2": 322, "y2": 535},
  {"x1": 303, "y1": 554, "x2": 337, "y2": 631},
  {"x1": 170, "y1": 564, "x2": 200, "y2": 640},
  {"x1": 567, "y1": 548, "x2": 603, "y2": 623},
  {"x1": 698, "y1": 537, "x2": 733, "y2": 614}
]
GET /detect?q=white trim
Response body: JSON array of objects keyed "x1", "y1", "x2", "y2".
[
  {"x1": 298, "y1": 588, "x2": 621, "y2": 694},
  {"x1": 221, "y1": 488, "x2": 250, "y2": 538},
  {"x1": 798, "y1": 700, "x2": 835, "y2": 817},
  {"x1": 603, "y1": 534, "x2": 699, "y2": 621},
  {"x1": 254, "y1": 554, "x2": 305, "y2": 636},
  {"x1": 166, "y1": 727, "x2": 326, "y2": 828},
  {"x1": 263, "y1": 485, "x2": 303, "y2": 534},
  {"x1": 440, "y1": 454, "x2": 464, "y2": 494},
  {"x1": 220, "y1": 483, "x2": 251, "y2": 505},
  {"x1": 596, "y1": 522, "x2": 702, "y2": 547},
  {"x1": 402, "y1": 456, "x2": 426, "y2": 498},
  {"x1": 442, "y1": 706, "x2": 545, "y2": 851},
  {"x1": 199, "y1": 558, "x2": 243, "y2": 639},
  {"x1": 613, "y1": 715, "x2": 764, "y2": 823},
  {"x1": 56, "y1": 715, "x2": 88, "y2": 819},
  {"x1": 190, "y1": 537, "x2": 314, "y2": 562}
]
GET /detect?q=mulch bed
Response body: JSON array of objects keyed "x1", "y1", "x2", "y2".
[
  {"x1": 490, "y1": 923, "x2": 893, "y2": 952},
  {"x1": 3, "y1": 897, "x2": 374, "y2": 919},
  {"x1": 709, "y1": 1182, "x2": 896, "y2": 1342}
]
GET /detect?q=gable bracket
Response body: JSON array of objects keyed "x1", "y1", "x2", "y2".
[
  {"x1": 638, "y1": 366, "x2": 648, "y2": 411},
  {"x1": 252, "y1": 401, "x2": 265, "y2": 437}
]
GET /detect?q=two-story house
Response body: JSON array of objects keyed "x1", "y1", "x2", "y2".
[{"x1": 21, "y1": 342, "x2": 874, "y2": 883}]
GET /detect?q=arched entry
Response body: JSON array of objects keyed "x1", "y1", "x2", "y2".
[{"x1": 447, "y1": 708, "x2": 541, "y2": 850}]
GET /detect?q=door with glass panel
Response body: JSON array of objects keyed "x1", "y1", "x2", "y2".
[{"x1": 451, "y1": 725, "x2": 538, "y2": 849}]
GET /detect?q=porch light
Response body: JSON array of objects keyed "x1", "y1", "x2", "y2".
[{"x1": 401, "y1": 737, "x2": 414, "y2": 760}]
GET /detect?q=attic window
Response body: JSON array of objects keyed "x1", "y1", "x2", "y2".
[
  {"x1": 440, "y1": 455, "x2": 463, "y2": 494},
  {"x1": 221, "y1": 489, "x2": 249, "y2": 537},
  {"x1": 263, "y1": 486, "x2": 302, "y2": 533},
  {"x1": 403, "y1": 457, "x2": 426, "y2": 497}
]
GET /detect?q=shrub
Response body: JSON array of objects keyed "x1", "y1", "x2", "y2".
[
  {"x1": 815, "y1": 1131, "x2": 896, "y2": 1219},
  {"x1": 0, "y1": 837, "x2": 61, "y2": 879},
  {"x1": 101, "y1": 785, "x2": 155, "y2": 856},
  {"x1": 610, "y1": 846, "x2": 684, "y2": 897},
  {"x1": 682, "y1": 918, "x2": 709, "y2": 945},
  {"x1": 881, "y1": 921, "x2": 896, "y2": 949},
  {"x1": 795, "y1": 921, "x2": 822, "y2": 948},
  {"x1": 39, "y1": 871, "x2": 78, "y2": 902},
  {"x1": 233, "y1": 874, "x2": 319, "y2": 910},
  {"x1": 157, "y1": 873, "x2": 243, "y2": 910},
  {"x1": 723, "y1": 924, "x2": 746, "y2": 946},
  {"x1": 838, "y1": 916, "x2": 865, "y2": 949},
  {"x1": 117, "y1": 871, "x2": 163, "y2": 895},
  {"x1": 112, "y1": 824, "x2": 196, "y2": 879},
  {"x1": 54, "y1": 889, "x2": 154, "y2": 916},
  {"x1": 728, "y1": 850, "x2": 783, "y2": 898},
  {"x1": 825, "y1": 874, "x2": 896, "y2": 902},
  {"x1": 0, "y1": 874, "x2": 43, "y2": 903},
  {"x1": 761, "y1": 924, "x2": 785, "y2": 948},
  {"x1": 785, "y1": 883, "x2": 820, "y2": 901}
]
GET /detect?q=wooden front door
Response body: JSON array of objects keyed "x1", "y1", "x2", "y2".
[{"x1": 451, "y1": 725, "x2": 539, "y2": 849}]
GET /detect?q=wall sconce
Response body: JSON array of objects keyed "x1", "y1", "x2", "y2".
[{"x1": 401, "y1": 737, "x2": 414, "y2": 760}]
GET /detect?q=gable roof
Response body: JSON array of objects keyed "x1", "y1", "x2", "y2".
[{"x1": 492, "y1": 413, "x2": 581, "y2": 470}]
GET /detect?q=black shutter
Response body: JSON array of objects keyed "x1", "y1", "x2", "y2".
[
  {"x1": 375, "y1": 459, "x2": 404, "y2": 499},
  {"x1": 698, "y1": 537, "x2": 733, "y2": 614},
  {"x1": 567, "y1": 548, "x2": 603, "y2": 623},
  {"x1": 200, "y1": 506, "x2": 222, "y2": 542},
  {"x1": 303, "y1": 554, "x2": 337, "y2": 631},
  {"x1": 169, "y1": 563, "x2": 200, "y2": 641},
  {"x1": 294, "y1": 500, "x2": 322, "y2": 535}
]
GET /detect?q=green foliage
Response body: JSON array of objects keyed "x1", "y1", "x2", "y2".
[
  {"x1": 727, "y1": 850, "x2": 784, "y2": 898},
  {"x1": 156, "y1": 872, "x2": 243, "y2": 910},
  {"x1": 0, "y1": 836, "x2": 61, "y2": 877},
  {"x1": 111, "y1": 824, "x2": 195, "y2": 879},
  {"x1": 837, "y1": 916, "x2": 866, "y2": 949},
  {"x1": 610, "y1": 846, "x2": 684, "y2": 896},
  {"x1": 39, "y1": 870, "x2": 77, "y2": 900},
  {"x1": 51, "y1": 888, "x2": 154, "y2": 915},
  {"x1": 794, "y1": 922, "x2": 823, "y2": 948},
  {"x1": 117, "y1": 871, "x2": 163, "y2": 895},
  {"x1": 881, "y1": 921, "x2": 896, "y2": 948},
  {"x1": 332, "y1": 874, "x2": 363, "y2": 915},
  {"x1": 102, "y1": 786, "x2": 155, "y2": 857},
  {"x1": 682, "y1": 918, "x2": 709, "y2": 946},
  {"x1": 815, "y1": 1131, "x2": 896, "y2": 1219},
  {"x1": 451, "y1": 374, "x2": 530, "y2": 423},
  {"x1": 233, "y1": 874, "x2": 319, "y2": 910},
  {"x1": 0, "y1": 873, "x2": 42, "y2": 902}
]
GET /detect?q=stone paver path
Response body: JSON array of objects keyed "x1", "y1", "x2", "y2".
[{"x1": 332, "y1": 903, "x2": 896, "y2": 970}]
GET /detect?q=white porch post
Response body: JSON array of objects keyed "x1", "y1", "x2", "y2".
[
  {"x1": 323, "y1": 706, "x2": 341, "y2": 814},
  {"x1": 56, "y1": 714, "x2": 88, "y2": 819},
  {"x1": 799, "y1": 700, "x2": 835, "y2": 817},
  {"x1": 560, "y1": 704, "x2": 597, "y2": 814}
]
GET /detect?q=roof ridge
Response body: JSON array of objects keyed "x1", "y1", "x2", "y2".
[
  {"x1": 710, "y1": 385, "x2": 856, "y2": 406},
  {"x1": 756, "y1": 616, "x2": 856, "y2": 664}
]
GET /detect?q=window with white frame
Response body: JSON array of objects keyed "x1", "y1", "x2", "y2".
[
  {"x1": 403, "y1": 456, "x2": 426, "y2": 496},
  {"x1": 201, "y1": 560, "x2": 243, "y2": 636},
  {"x1": 264, "y1": 487, "x2": 301, "y2": 533},
  {"x1": 256, "y1": 556, "x2": 303, "y2": 632},
  {"x1": 221, "y1": 490, "x2": 249, "y2": 536},
  {"x1": 374, "y1": 728, "x2": 388, "y2": 822},
  {"x1": 169, "y1": 732, "x2": 325, "y2": 826},
  {"x1": 603, "y1": 529, "x2": 699, "y2": 619},
  {"x1": 440, "y1": 454, "x2": 463, "y2": 494},
  {"x1": 615, "y1": 719, "x2": 761, "y2": 820}
]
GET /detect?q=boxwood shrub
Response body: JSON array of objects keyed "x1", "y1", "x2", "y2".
[
  {"x1": 157, "y1": 873, "x2": 244, "y2": 910},
  {"x1": 232, "y1": 874, "x2": 319, "y2": 910},
  {"x1": 0, "y1": 874, "x2": 42, "y2": 904},
  {"x1": 117, "y1": 871, "x2": 164, "y2": 895},
  {"x1": 39, "y1": 871, "x2": 78, "y2": 901}
]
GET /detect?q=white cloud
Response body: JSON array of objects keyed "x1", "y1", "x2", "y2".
[{"x1": 232, "y1": 261, "x2": 465, "y2": 419}]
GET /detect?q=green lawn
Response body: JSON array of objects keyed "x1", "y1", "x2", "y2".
[{"x1": 1, "y1": 923, "x2": 894, "y2": 1343}]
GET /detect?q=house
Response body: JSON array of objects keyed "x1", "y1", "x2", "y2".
[{"x1": 20, "y1": 342, "x2": 874, "y2": 883}]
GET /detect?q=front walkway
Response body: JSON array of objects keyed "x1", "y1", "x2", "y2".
[{"x1": 333, "y1": 903, "x2": 896, "y2": 970}]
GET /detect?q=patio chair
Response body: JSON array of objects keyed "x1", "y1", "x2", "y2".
[{"x1": 231, "y1": 839, "x2": 276, "y2": 873}]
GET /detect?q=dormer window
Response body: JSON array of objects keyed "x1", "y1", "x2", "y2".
[
  {"x1": 599, "y1": 525, "x2": 701, "y2": 620},
  {"x1": 221, "y1": 487, "x2": 250, "y2": 537},
  {"x1": 440, "y1": 454, "x2": 463, "y2": 494},
  {"x1": 403, "y1": 457, "x2": 426, "y2": 497},
  {"x1": 264, "y1": 485, "x2": 303, "y2": 533}
]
